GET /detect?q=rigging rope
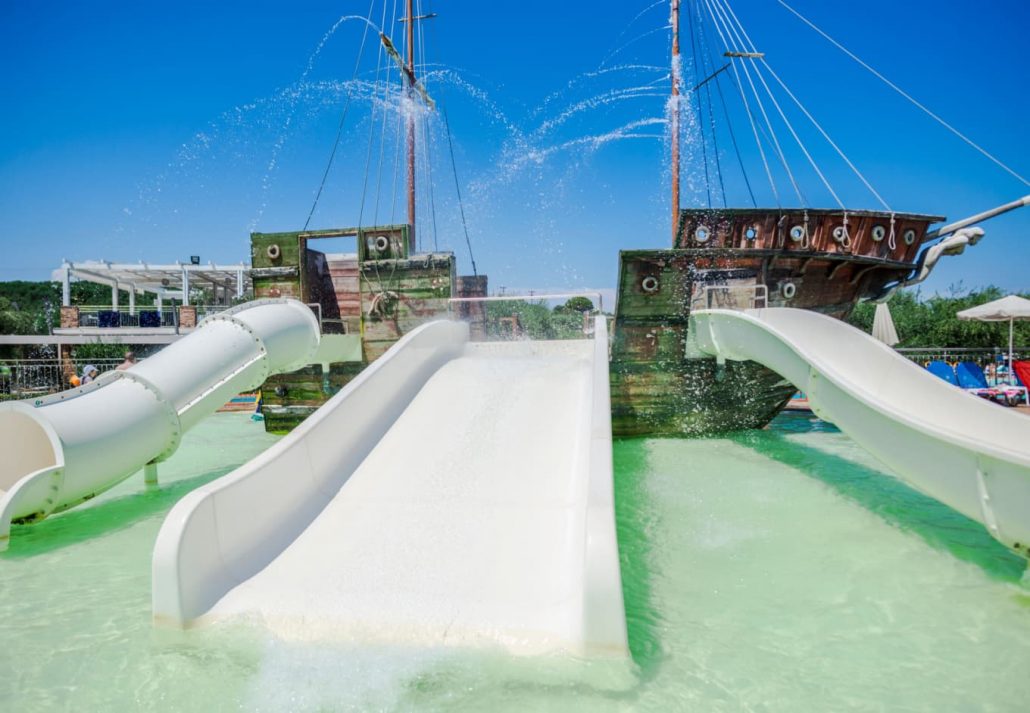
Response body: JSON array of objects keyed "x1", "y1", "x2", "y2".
[
  {"x1": 698, "y1": 3, "x2": 755, "y2": 206},
  {"x1": 303, "y1": 1, "x2": 377, "y2": 231},
  {"x1": 716, "y1": 0, "x2": 844, "y2": 210},
  {"x1": 701, "y1": 0, "x2": 780, "y2": 205},
  {"x1": 358, "y1": 0, "x2": 393, "y2": 229},
  {"x1": 686, "y1": 5, "x2": 714, "y2": 208},
  {"x1": 694, "y1": 0, "x2": 727, "y2": 208},
  {"x1": 706, "y1": 0, "x2": 805, "y2": 206},
  {"x1": 443, "y1": 107, "x2": 478, "y2": 276},
  {"x1": 777, "y1": 0, "x2": 1029, "y2": 188}
]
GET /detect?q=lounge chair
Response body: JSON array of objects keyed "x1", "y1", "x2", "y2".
[
  {"x1": 926, "y1": 360, "x2": 959, "y2": 386},
  {"x1": 954, "y1": 361, "x2": 999, "y2": 402}
]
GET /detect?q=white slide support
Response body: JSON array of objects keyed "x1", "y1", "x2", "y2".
[
  {"x1": 152, "y1": 318, "x2": 627, "y2": 658},
  {"x1": 691, "y1": 308, "x2": 1030, "y2": 556},
  {"x1": 0, "y1": 299, "x2": 351, "y2": 551}
]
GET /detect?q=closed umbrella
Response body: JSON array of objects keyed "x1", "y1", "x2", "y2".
[
  {"x1": 872, "y1": 302, "x2": 900, "y2": 346},
  {"x1": 956, "y1": 295, "x2": 1030, "y2": 386}
]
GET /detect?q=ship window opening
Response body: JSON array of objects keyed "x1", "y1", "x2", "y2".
[
  {"x1": 641, "y1": 276, "x2": 660, "y2": 294},
  {"x1": 871, "y1": 225, "x2": 886, "y2": 242},
  {"x1": 745, "y1": 226, "x2": 758, "y2": 241},
  {"x1": 789, "y1": 225, "x2": 805, "y2": 242},
  {"x1": 903, "y1": 229, "x2": 917, "y2": 246},
  {"x1": 695, "y1": 225, "x2": 711, "y2": 243},
  {"x1": 781, "y1": 281, "x2": 797, "y2": 299},
  {"x1": 832, "y1": 225, "x2": 847, "y2": 242}
]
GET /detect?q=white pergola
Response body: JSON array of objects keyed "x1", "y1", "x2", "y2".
[{"x1": 53, "y1": 260, "x2": 252, "y2": 312}]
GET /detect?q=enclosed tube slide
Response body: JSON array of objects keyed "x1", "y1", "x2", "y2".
[
  {"x1": 0, "y1": 299, "x2": 323, "y2": 551},
  {"x1": 152, "y1": 319, "x2": 626, "y2": 657},
  {"x1": 692, "y1": 307, "x2": 1030, "y2": 557}
]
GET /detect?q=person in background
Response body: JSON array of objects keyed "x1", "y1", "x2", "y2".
[
  {"x1": 80, "y1": 365, "x2": 99, "y2": 384},
  {"x1": 116, "y1": 351, "x2": 137, "y2": 371}
]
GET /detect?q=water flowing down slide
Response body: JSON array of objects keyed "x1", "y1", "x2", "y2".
[
  {"x1": 691, "y1": 307, "x2": 1030, "y2": 557},
  {"x1": 152, "y1": 318, "x2": 626, "y2": 658},
  {"x1": 0, "y1": 299, "x2": 356, "y2": 551}
]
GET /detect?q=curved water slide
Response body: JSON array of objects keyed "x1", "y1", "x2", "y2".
[
  {"x1": 0, "y1": 299, "x2": 353, "y2": 551},
  {"x1": 691, "y1": 307, "x2": 1030, "y2": 557},
  {"x1": 152, "y1": 318, "x2": 627, "y2": 658}
]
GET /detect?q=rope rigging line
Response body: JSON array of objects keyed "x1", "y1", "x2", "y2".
[
  {"x1": 777, "y1": 0, "x2": 1029, "y2": 188},
  {"x1": 698, "y1": 2, "x2": 755, "y2": 206},
  {"x1": 371, "y1": 0, "x2": 402, "y2": 227},
  {"x1": 686, "y1": 4, "x2": 714, "y2": 208},
  {"x1": 417, "y1": 0, "x2": 439, "y2": 252},
  {"x1": 443, "y1": 107, "x2": 478, "y2": 276},
  {"x1": 693, "y1": 0, "x2": 727, "y2": 207},
  {"x1": 700, "y1": 0, "x2": 780, "y2": 206},
  {"x1": 303, "y1": 1, "x2": 378, "y2": 231},
  {"x1": 358, "y1": 0, "x2": 393, "y2": 229},
  {"x1": 715, "y1": 0, "x2": 845, "y2": 210},
  {"x1": 705, "y1": 0, "x2": 805, "y2": 207}
]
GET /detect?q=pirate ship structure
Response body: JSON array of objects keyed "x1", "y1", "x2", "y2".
[
  {"x1": 249, "y1": 2, "x2": 486, "y2": 432},
  {"x1": 609, "y1": 0, "x2": 1028, "y2": 436}
]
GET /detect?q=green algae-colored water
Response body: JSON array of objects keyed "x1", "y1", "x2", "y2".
[{"x1": 3, "y1": 411, "x2": 1030, "y2": 710}]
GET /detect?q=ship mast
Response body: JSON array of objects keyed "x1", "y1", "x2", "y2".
[
  {"x1": 406, "y1": 0, "x2": 416, "y2": 251},
  {"x1": 670, "y1": 0, "x2": 681, "y2": 242}
]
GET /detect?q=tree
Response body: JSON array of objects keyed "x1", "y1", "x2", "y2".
[{"x1": 555, "y1": 296, "x2": 594, "y2": 314}]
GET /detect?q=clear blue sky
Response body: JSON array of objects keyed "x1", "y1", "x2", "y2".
[{"x1": 1, "y1": 0, "x2": 1027, "y2": 298}]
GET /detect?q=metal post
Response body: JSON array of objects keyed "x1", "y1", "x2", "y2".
[
  {"x1": 128, "y1": 284, "x2": 136, "y2": 316},
  {"x1": 181, "y1": 269, "x2": 190, "y2": 306},
  {"x1": 236, "y1": 269, "x2": 244, "y2": 299},
  {"x1": 155, "y1": 292, "x2": 163, "y2": 320},
  {"x1": 62, "y1": 267, "x2": 71, "y2": 307},
  {"x1": 144, "y1": 461, "x2": 158, "y2": 487},
  {"x1": 671, "y1": 0, "x2": 681, "y2": 243},
  {"x1": 111, "y1": 283, "x2": 119, "y2": 310}
]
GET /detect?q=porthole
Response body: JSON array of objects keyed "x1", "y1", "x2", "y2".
[
  {"x1": 789, "y1": 225, "x2": 806, "y2": 242},
  {"x1": 781, "y1": 281, "x2": 797, "y2": 299},
  {"x1": 832, "y1": 225, "x2": 847, "y2": 242},
  {"x1": 695, "y1": 225, "x2": 712, "y2": 243},
  {"x1": 744, "y1": 225, "x2": 759, "y2": 241},
  {"x1": 871, "y1": 225, "x2": 886, "y2": 242},
  {"x1": 374, "y1": 235, "x2": 391, "y2": 252},
  {"x1": 641, "y1": 276, "x2": 660, "y2": 293},
  {"x1": 903, "y1": 229, "x2": 917, "y2": 246},
  {"x1": 266, "y1": 244, "x2": 281, "y2": 260}
]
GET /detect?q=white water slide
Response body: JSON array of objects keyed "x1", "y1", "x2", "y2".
[
  {"x1": 152, "y1": 319, "x2": 626, "y2": 658},
  {"x1": 0, "y1": 299, "x2": 353, "y2": 551},
  {"x1": 692, "y1": 307, "x2": 1030, "y2": 557}
]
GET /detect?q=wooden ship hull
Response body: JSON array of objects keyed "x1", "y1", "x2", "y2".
[{"x1": 610, "y1": 207, "x2": 943, "y2": 437}]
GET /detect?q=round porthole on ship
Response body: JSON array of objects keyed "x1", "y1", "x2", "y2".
[
  {"x1": 832, "y1": 225, "x2": 847, "y2": 242},
  {"x1": 789, "y1": 225, "x2": 805, "y2": 242},
  {"x1": 744, "y1": 225, "x2": 759, "y2": 241},
  {"x1": 871, "y1": 225, "x2": 886, "y2": 242},
  {"x1": 903, "y1": 228, "x2": 917, "y2": 246},
  {"x1": 266, "y1": 243, "x2": 281, "y2": 260},
  {"x1": 641, "y1": 276, "x2": 660, "y2": 294},
  {"x1": 274, "y1": 384, "x2": 288, "y2": 398},
  {"x1": 695, "y1": 225, "x2": 711, "y2": 243},
  {"x1": 375, "y1": 235, "x2": 391, "y2": 253},
  {"x1": 781, "y1": 281, "x2": 797, "y2": 300}
]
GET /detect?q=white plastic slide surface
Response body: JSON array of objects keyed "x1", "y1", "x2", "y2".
[
  {"x1": 152, "y1": 318, "x2": 626, "y2": 658},
  {"x1": 0, "y1": 299, "x2": 353, "y2": 550},
  {"x1": 692, "y1": 307, "x2": 1030, "y2": 556}
]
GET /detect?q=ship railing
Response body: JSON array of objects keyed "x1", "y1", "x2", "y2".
[
  {"x1": 700, "y1": 284, "x2": 768, "y2": 311},
  {"x1": 448, "y1": 292, "x2": 605, "y2": 342}
]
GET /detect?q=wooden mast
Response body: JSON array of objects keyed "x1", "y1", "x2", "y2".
[
  {"x1": 406, "y1": 0, "x2": 416, "y2": 251},
  {"x1": 671, "y1": 0, "x2": 681, "y2": 243}
]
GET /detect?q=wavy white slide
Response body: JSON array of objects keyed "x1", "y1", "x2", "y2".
[
  {"x1": 0, "y1": 299, "x2": 351, "y2": 551},
  {"x1": 152, "y1": 318, "x2": 626, "y2": 657},
  {"x1": 692, "y1": 307, "x2": 1030, "y2": 557}
]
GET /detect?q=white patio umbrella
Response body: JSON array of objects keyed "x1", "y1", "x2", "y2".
[
  {"x1": 956, "y1": 295, "x2": 1030, "y2": 385},
  {"x1": 872, "y1": 302, "x2": 900, "y2": 346}
]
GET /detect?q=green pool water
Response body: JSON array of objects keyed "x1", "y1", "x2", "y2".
[{"x1": 3, "y1": 412, "x2": 1029, "y2": 711}]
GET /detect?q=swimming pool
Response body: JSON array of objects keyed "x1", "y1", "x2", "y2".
[{"x1": 2, "y1": 412, "x2": 1028, "y2": 710}]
